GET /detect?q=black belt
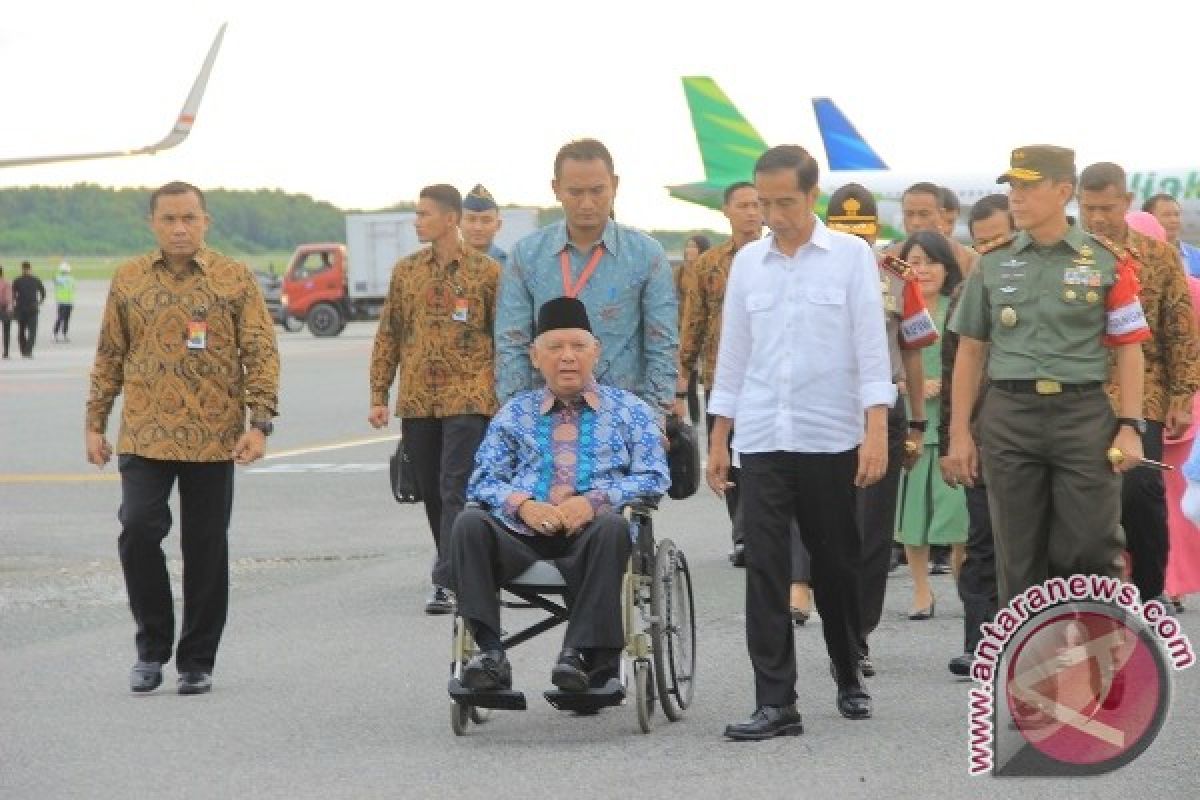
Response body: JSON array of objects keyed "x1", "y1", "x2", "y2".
[{"x1": 990, "y1": 379, "x2": 1103, "y2": 396}]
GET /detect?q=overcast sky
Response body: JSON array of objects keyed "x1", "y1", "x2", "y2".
[{"x1": 3, "y1": 0, "x2": 1198, "y2": 232}]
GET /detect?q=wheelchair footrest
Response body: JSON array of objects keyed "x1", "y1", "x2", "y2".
[
  {"x1": 448, "y1": 679, "x2": 527, "y2": 711},
  {"x1": 543, "y1": 678, "x2": 625, "y2": 712}
]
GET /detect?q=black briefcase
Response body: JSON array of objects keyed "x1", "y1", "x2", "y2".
[
  {"x1": 665, "y1": 415, "x2": 700, "y2": 500},
  {"x1": 389, "y1": 440, "x2": 422, "y2": 503}
]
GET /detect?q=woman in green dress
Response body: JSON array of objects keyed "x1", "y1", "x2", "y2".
[{"x1": 895, "y1": 231, "x2": 967, "y2": 620}]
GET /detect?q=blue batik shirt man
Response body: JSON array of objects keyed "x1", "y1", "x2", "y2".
[{"x1": 494, "y1": 138, "x2": 677, "y2": 413}]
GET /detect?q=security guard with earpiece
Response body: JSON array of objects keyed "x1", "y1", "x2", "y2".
[{"x1": 943, "y1": 145, "x2": 1152, "y2": 605}]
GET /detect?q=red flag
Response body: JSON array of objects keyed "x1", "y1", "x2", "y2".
[
  {"x1": 880, "y1": 254, "x2": 939, "y2": 349},
  {"x1": 1103, "y1": 254, "x2": 1152, "y2": 347},
  {"x1": 899, "y1": 278, "x2": 939, "y2": 349}
]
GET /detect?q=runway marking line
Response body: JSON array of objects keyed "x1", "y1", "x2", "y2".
[{"x1": 0, "y1": 433, "x2": 401, "y2": 484}]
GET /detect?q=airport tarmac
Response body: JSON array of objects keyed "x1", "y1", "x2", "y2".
[{"x1": 2, "y1": 280, "x2": 1198, "y2": 799}]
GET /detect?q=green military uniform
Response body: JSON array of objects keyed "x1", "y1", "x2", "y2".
[{"x1": 949, "y1": 145, "x2": 1145, "y2": 605}]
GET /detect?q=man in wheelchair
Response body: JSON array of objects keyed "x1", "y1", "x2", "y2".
[{"x1": 445, "y1": 297, "x2": 670, "y2": 693}]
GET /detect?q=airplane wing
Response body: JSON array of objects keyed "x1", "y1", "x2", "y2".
[{"x1": 0, "y1": 23, "x2": 226, "y2": 169}]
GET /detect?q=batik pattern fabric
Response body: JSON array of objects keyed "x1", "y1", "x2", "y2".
[
  {"x1": 369, "y1": 244, "x2": 501, "y2": 418},
  {"x1": 86, "y1": 248, "x2": 280, "y2": 462},
  {"x1": 468, "y1": 383, "x2": 670, "y2": 535}
]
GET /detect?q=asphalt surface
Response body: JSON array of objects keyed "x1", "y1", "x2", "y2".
[{"x1": 2, "y1": 280, "x2": 1198, "y2": 799}]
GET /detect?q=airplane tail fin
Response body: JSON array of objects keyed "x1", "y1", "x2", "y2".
[
  {"x1": 681, "y1": 76, "x2": 767, "y2": 186},
  {"x1": 812, "y1": 97, "x2": 887, "y2": 171}
]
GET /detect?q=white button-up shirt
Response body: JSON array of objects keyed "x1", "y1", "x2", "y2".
[{"x1": 707, "y1": 218, "x2": 897, "y2": 455}]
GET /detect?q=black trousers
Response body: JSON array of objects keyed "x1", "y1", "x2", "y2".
[
  {"x1": 447, "y1": 508, "x2": 631, "y2": 650},
  {"x1": 1121, "y1": 420, "x2": 1168, "y2": 600},
  {"x1": 686, "y1": 370, "x2": 701, "y2": 426},
  {"x1": 402, "y1": 415, "x2": 489, "y2": 586},
  {"x1": 854, "y1": 401, "x2": 907, "y2": 653},
  {"x1": 53, "y1": 303, "x2": 73, "y2": 336},
  {"x1": 741, "y1": 450, "x2": 862, "y2": 707},
  {"x1": 117, "y1": 455, "x2": 234, "y2": 672},
  {"x1": 705, "y1": 402, "x2": 742, "y2": 546},
  {"x1": 790, "y1": 402, "x2": 903, "y2": 654},
  {"x1": 15, "y1": 309, "x2": 37, "y2": 356},
  {"x1": 0, "y1": 310, "x2": 10, "y2": 356},
  {"x1": 958, "y1": 483, "x2": 997, "y2": 654}
]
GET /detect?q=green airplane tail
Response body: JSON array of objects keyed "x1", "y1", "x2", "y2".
[{"x1": 681, "y1": 76, "x2": 767, "y2": 187}]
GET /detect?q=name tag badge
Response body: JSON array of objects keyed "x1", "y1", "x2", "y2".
[
  {"x1": 186, "y1": 320, "x2": 208, "y2": 350},
  {"x1": 452, "y1": 297, "x2": 469, "y2": 323}
]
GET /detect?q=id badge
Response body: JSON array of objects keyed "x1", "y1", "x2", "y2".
[
  {"x1": 452, "y1": 297, "x2": 469, "y2": 323},
  {"x1": 187, "y1": 320, "x2": 208, "y2": 350}
]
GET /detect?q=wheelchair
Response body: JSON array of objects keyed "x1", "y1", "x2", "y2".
[{"x1": 446, "y1": 499, "x2": 696, "y2": 735}]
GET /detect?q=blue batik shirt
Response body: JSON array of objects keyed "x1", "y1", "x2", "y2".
[
  {"x1": 1180, "y1": 241, "x2": 1200, "y2": 280},
  {"x1": 495, "y1": 219, "x2": 678, "y2": 411},
  {"x1": 467, "y1": 382, "x2": 670, "y2": 535}
]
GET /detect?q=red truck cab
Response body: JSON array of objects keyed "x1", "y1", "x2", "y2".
[{"x1": 281, "y1": 243, "x2": 348, "y2": 336}]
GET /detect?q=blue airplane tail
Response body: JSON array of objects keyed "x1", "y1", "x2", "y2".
[{"x1": 812, "y1": 97, "x2": 888, "y2": 171}]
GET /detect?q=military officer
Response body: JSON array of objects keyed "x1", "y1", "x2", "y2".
[
  {"x1": 945, "y1": 145, "x2": 1151, "y2": 605},
  {"x1": 461, "y1": 184, "x2": 507, "y2": 266}
]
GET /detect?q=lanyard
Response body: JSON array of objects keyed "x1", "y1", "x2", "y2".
[{"x1": 559, "y1": 246, "x2": 604, "y2": 299}]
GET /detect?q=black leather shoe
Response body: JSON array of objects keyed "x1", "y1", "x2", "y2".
[
  {"x1": 836, "y1": 684, "x2": 872, "y2": 719},
  {"x1": 177, "y1": 672, "x2": 212, "y2": 695},
  {"x1": 948, "y1": 653, "x2": 973, "y2": 677},
  {"x1": 724, "y1": 704, "x2": 804, "y2": 740},
  {"x1": 461, "y1": 650, "x2": 512, "y2": 691},
  {"x1": 586, "y1": 648, "x2": 622, "y2": 687},
  {"x1": 424, "y1": 585, "x2": 455, "y2": 615},
  {"x1": 728, "y1": 543, "x2": 746, "y2": 568},
  {"x1": 551, "y1": 648, "x2": 590, "y2": 692},
  {"x1": 129, "y1": 660, "x2": 162, "y2": 693}
]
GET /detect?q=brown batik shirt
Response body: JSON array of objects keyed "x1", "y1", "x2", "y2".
[
  {"x1": 369, "y1": 243, "x2": 501, "y2": 418},
  {"x1": 679, "y1": 239, "x2": 739, "y2": 387},
  {"x1": 1107, "y1": 228, "x2": 1200, "y2": 422},
  {"x1": 86, "y1": 248, "x2": 280, "y2": 462}
]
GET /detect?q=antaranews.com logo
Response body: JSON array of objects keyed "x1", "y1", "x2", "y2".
[{"x1": 967, "y1": 575, "x2": 1195, "y2": 776}]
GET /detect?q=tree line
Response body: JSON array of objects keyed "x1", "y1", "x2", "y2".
[{"x1": 0, "y1": 184, "x2": 721, "y2": 256}]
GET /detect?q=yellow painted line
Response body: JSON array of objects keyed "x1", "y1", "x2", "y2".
[
  {"x1": 0, "y1": 473, "x2": 119, "y2": 483},
  {"x1": 0, "y1": 433, "x2": 402, "y2": 484}
]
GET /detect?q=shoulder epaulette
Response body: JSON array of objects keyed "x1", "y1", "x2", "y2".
[
  {"x1": 975, "y1": 234, "x2": 1016, "y2": 256},
  {"x1": 1087, "y1": 231, "x2": 1126, "y2": 260},
  {"x1": 878, "y1": 253, "x2": 917, "y2": 281}
]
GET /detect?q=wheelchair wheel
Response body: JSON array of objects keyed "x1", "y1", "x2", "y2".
[
  {"x1": 634, "y1": 659, "x2": 654, "y2": 734},
  {"x1": 469, "y1": 707, "x2": 491, "y2": 725},
  {"x1": 451, "y1": 702, "x2": 470, "y2": 736},
  {"x1": 651, "y1": 540, "x2": 696, "y2": 717}
]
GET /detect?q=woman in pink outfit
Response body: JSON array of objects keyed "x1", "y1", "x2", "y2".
[{"x1": 1128, "y1": 210, "x2": 1200, "y2": 611}]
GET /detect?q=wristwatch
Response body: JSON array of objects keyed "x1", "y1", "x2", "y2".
[
  {"x1": 1116, "y1": 417, "x2": 1147, "y2": 435},
  {"x1": 250, "y1": 418, "x2": 274, "y2": 437},
  {"x1": 907, "y1": 419, "x2": 928, "y2": 432}
]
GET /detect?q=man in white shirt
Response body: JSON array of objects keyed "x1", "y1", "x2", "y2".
[{"x1": 708, "y1": 145, "x2": 895, "y2": 740}]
